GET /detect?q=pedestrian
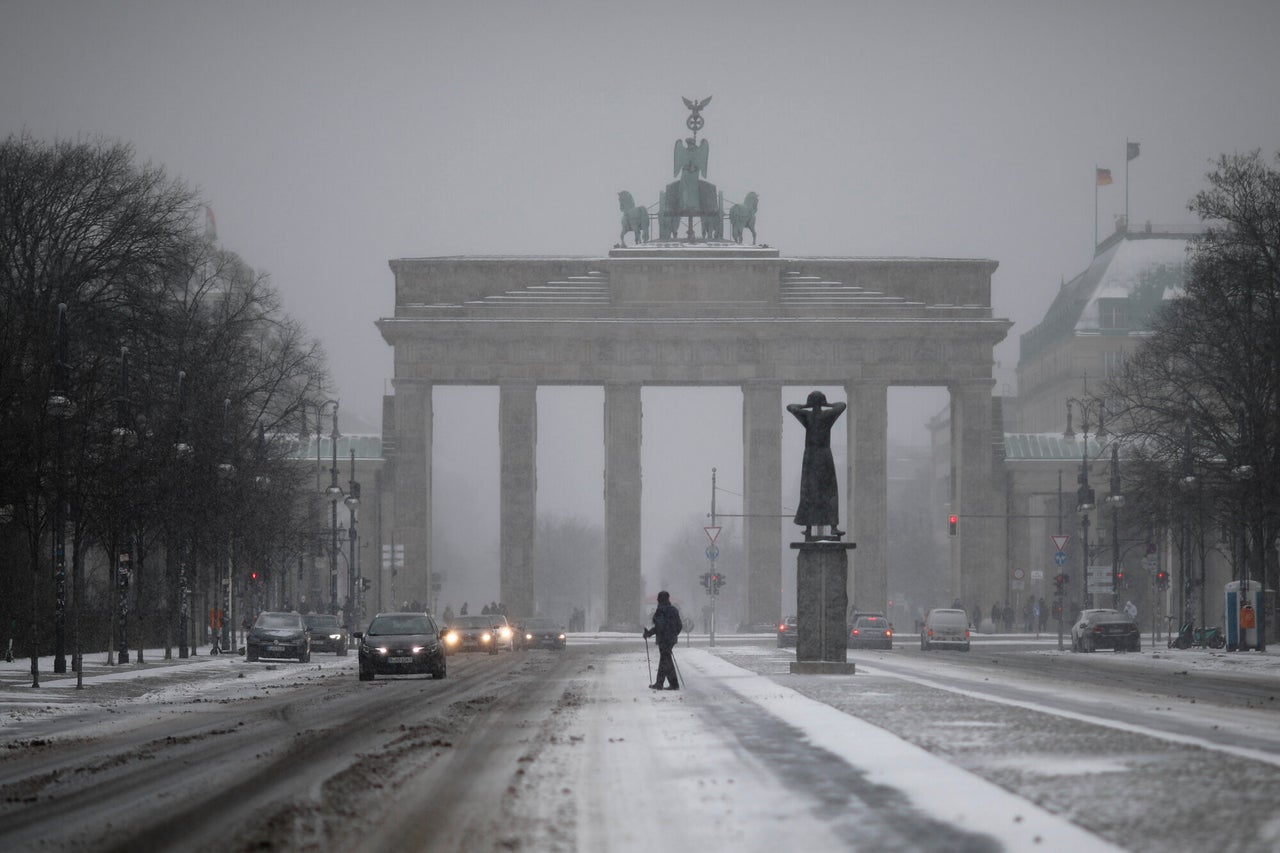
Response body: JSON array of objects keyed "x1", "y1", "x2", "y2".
[
  {"x1": 1032, "y1": 598, "x2": 1041, "y2": 636},
  {"x1": 1038, "y1": 597, "x2": 1048, "y2": 631},
  {"x1": 460, "y1": 601, "x2": 469, "y2": 616},
  {"x1": 990, "y1": 603, "x2": 1000, "y2": 633},
  {"x1": 1124, "y1": 599, "x2": 1138, "y2": 621},
  {"x1": 1002, "y1": 602, "x2": 1014, "y2": 632},
  {"x1": 442, "y1": 605, "x2": 454, "y2": 624},
  {"x1": 972, "y1": 604, "x2": 982, "y2": 631},
  {"x1": 1022, "y1": 598, "x2": 1032, "y2": 632},
  {"x1": 643, "y1": 590, "x2": 682, "y2": 690}
]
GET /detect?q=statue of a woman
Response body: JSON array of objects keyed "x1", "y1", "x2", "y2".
[{"x1": 787, "y1": 391, "x2": 847, "y2": 541}]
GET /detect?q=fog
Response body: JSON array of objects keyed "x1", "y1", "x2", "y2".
[{"x1": 6, "y1": 0, "x2": 1280, "y2": 612}]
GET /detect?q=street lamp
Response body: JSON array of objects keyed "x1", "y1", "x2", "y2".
[
  {"x1": 318, "y1": 400, "x2": 342, "y2": 615},
  {"x1": 112, "y1": 346, "x2": 137, "y2": 665},
  {"x1": 1177, "y1": 420, "x2": 1196, "y2": 633},
  {"x1": 344, "y1": 447, "x2": 360, "y2": 629},
  {"x1": 175, "y1": 370, "x2": 193, "y2": 658},
  {"x1": 1105, "y1": 444, "x2": 1125, "y2": 597},
  {"x1": 1064, "y1": 398, "x2": 1102, "y2": 608},
  {"x1": 216, "y1": 397, "x2": 236, "y2": 653},
  {"x1": 48, "y1": 304, "x2": 75, "y2": 675}
]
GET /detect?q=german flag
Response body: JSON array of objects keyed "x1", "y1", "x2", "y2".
[{"x1": 1096, "y1": 168, "x2": 1113, "y2": 186}]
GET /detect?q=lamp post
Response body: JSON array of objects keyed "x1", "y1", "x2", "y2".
[
  {"x1": 48, "y1": 304, "x2": 75, "y2": 674},
  {"x1": 175, "y1": 371, "x2": 193, "y2": 658},
  {"x1": 112, "y1": 347, "x2": 136, "y2": 665},
  {"x1": 216, "y1": 398, "x2": 236, "y2": 653},
  {"x1": 344, "y1": 447, "x2": 360, "y2": 629},
  {"x1": 319, "y1": 400, "x2": 342, "y2": 615},
  {"x1": 1105, "y1": 444, "x2": 1125, "y2": 599},
  {"x1": 1064, "y1": 398, "x2": 1102, "y2": 608},
  {"x1": 1177, "y1": 420, "x2": 1196, "y2": 632}
]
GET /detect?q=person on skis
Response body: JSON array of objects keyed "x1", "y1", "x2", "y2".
[{"x1": 643, "y1": 590, "x2": 682, "y2": 690}]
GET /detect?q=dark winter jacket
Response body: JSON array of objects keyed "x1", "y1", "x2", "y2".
[{"x1": 648, "y1": 602, "x2": 682, "y2": 648}]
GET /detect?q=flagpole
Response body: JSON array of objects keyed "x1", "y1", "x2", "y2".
[
  {"x1": 1124, "y1": 140, "x2": 1130, "y2": 233},
  {"x1": 1094, "y1": 165, "x2": 1098, "y2": 251}
]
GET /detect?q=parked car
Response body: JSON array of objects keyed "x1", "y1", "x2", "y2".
[
  {"x1": 519, "y1": 617, "x2": 567, "y2": 650},
  {"x1": 1071, "y1": 608, "x2": 1141, "y2": 652},
  {"x1": 246, "y1": 611, "x2": 310, "y2": 662},
  {"x1": 777, "y1": 615, "x2": 798, "y2": 648},
  {"x1": 303, "y1": 613, "x2": 349, "y2": 656},
  {"x1": 356, "y1": 612, "x2": 447, "y2": 681},
  {"x1": 445, "y1": 614, "x2": 500, "y2": 654},
  {"x1": 920, "y1": 608, "x2": 971, "y2": 651},
  {"x1": 848, "y1": 614, "x2": 893, "y2": 649}
]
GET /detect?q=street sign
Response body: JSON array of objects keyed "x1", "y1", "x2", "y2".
[
  {"x1": 1053, "y1": 552, "x2": 1068, "y2": 566},
  {"x1": 1012, "y1": 568, "x2": 1025, "y2": 581},
  {"x1": 1030, "y1": 570, "x2": 1044, "y2": 580},
  {"x1": 1012, "y1": 580, "x2": 1024, "y2": 591},
  {"x1": 704, "y1": 526, "x2": 721, "y2": 544},
  {"x1": 705, "y1": 544, "x2": 720, "y2": 561},
  {"x1": 1087, "y1": 564, "x2": 1112, "y2": 577},
  {"x1": 1051, "y1": 535, "x2": 1070, "y2": 552},
  {"x1": 1142, "y1": 554, "x2": 1158, "y2": 571}
]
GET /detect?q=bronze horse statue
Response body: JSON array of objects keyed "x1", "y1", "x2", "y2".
[
  {"x1": 618, "y1": 191, "x2": 649, "y2": 246},
  {"x1": 729, "y1": 192, "x2": 758, "y2": 245}
]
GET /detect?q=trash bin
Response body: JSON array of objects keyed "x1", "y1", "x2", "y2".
[{"x1": 1225, "y1": 580, "x2": 1262, "y2": 651}]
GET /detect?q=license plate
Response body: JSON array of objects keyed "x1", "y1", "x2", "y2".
[
  {"x1": 389, "y1": 656, "x2": 414, "y2": 664},
  {"x1": 267, "y1": 645, "x2": 285, "y2": 653}
]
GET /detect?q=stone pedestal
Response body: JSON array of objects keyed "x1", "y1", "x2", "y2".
[{"x1": 789, "y1": 540, "x2": 857, "y2": 675}]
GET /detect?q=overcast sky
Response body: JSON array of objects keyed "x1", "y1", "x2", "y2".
[{"x1": 6, "y1": 0, "x2": 1279, "y2": 610}]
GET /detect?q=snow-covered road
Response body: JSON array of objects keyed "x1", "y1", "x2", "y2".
[{"x1": 1, "y1": 636, "x2": 1277, "y2": 852}]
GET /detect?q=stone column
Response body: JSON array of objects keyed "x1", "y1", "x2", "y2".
[
  {"x1": 499, "y1": 382, "x2": 537, "y2": 618},
  {"x1": 604, "y1": 383, "x2": 643, "y2": 631},
  {"x1": 950, "y1": 379, "x2": 999, "y2": 610},
  {"x1": 847, "y1": 381, "x2": 887, "y2": 613},
  {"x1": 391, "y1": 380, "x2": 431, "y2": 610},
  {"x1": 742, "y1": 382, "x2": 782, "y2": 628}
]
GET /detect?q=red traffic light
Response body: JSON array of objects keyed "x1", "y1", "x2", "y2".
[{"x1": 948, "y1": 514, "x2": 958, "y2": 536}]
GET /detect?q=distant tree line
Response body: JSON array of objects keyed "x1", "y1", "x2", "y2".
[{"x1": 0, "y1": 133, "x2": 329, "y2": 667}]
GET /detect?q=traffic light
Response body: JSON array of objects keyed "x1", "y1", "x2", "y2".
[
  {"x1": 948, "y1": 514, "x2": 958, "y2": 537},
  {"x1": 1114, "y1": 569, "x2": 1125, "y2": 589},
  {"x1": 700, "y1": 572, "x2": 710, "y2": 592},
  {"x1": 1156, "y1": 569, "x2": 1168, "y2": 589},
  {"x1": 1053, "y1": 573, "x2": 1068, "y2": 594},
  {"x1": 713, "y1": 573, "x2": 726, "y2": 593},
  {"x1": 360, "y1": 577, "x2": 372, "y2": 591}
]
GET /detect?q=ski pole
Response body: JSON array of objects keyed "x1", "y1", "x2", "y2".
[
  {"x1": 672, "y1": 650, "x2": 684, "y2": 688},
  {"x1": 644, "y1": 633, "x2": 653, "y2": 684}
]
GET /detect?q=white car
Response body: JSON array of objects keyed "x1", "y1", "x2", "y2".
[
  {"x1": 489, "y1": 615, "x2": 516, "y2": 651},
  {"x1": 920, "y1": 608, "x2": 971, "y2": 651}
]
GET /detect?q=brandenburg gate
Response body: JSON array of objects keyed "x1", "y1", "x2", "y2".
[{"x1": 376, "y1": 100, "x2": 1011, "y2": 629}]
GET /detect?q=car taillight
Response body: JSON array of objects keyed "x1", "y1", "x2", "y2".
[
  {"x1": 963, "y1": 629, "x2": 970, "y2": 638},
  {"x1": 885, "y1": 629, "x2": 893, "y2": 637},
  {"x1": 1092, "y1": 625, "x2": 1104, "y2": 633},
  {"x1": 927, "y1": 629, "x2": 934, "y2": 637},
  {"x1": 851, "y1": 629, "x2": 860, "y2": 636},
  {"x1": 778, "y1": 623, "x2": 786, "y2": 632}
]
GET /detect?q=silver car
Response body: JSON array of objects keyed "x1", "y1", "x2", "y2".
[{"x1": 921, "y1": 608, "x2": 971, "y2": 651}]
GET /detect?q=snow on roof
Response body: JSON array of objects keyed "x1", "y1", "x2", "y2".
[{"x1": 1077, "y1": 236, "x2": 1189, "y2": 331}]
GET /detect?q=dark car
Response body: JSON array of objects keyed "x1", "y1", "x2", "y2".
[
  {"x1": 246, "y1": 611, "x2": 310, "y2": 662},
  {"x1": 519, "y1": 617, "x2": 567, "y2": 650},
  {"x1": 356, "y1": 612, "x2": 447, "y2": 681},
  {"x1": 847, "y1": 614, "x2": 894, "y2": 649},
  {"x1": 444, "y1": 614, "x2": 501, "y2": 654},
  {"x1": 303, "y1": 613, "x2": 349, "y2": 656},
  {"x1": 1071, "y1": 608, "x2": 1141, "y2": 652},
  {"x1": 777, "y1": 615, "x2": 798, "y2": 648}
]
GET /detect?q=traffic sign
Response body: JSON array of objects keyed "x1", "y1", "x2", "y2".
[
  {"x1": 704, "y1": 526, "x2": 721, "y2": 544},
  {"x1": 1051, "y1": 535, "x2": 1070, "y2": 552},
  {"x1": 1053, "y1": 552, "x2": 1068, "y2": 566},
  {"x1": 1012, "y1": 568, "x2": 1026, "y2": 581},
  {"x1": 1030, "y1": 570, "x2": 1044, "y2": 580},
  {"x1": 705, "y1": 544, "x2": 719, "y2": 561}
]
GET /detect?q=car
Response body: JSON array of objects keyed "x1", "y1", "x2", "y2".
[
  {"x1": 847, "y1": 614, "x2": 893, "y2": 649},
  {"x1": 489, "y1": 615, "x2": 516, "y2": 652},
  {"x1": 356, "y1": 612, "x2": 447, "y2": 681},
  {"x1": 920, "y1": 608, "x2": 970, "y2": 651},
  {"x1": 777, "y1": 615, "x2": 798, "y2": 648},
  {"x1": 518, "y1": 617, "x2": 567, "y2": 650},
  {"x1": 444, "y1": 614, "x2": 501, "y2": 654},
  {"x1": 1071, "y1": 608, "x2": 1141, "y2": 652},
  {"x1": 303, "y1": 613, "x2": 349, "y2": 656},
  {"x1": 246, "y1": 611, "x2": 310, "y2": 662}
]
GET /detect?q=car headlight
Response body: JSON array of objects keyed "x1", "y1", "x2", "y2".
[
  {"x1": 444, "y1": 632, "x2": 458, "y2": 646},
  {"x1": 557, "y1": 633, "x2": 566, "y2": 640},
  {"x1": 329, "y1": 633, "x2": 342, "y2": 640},
  {"x1": 525, "y1": 632, "x2": 533, "y2": 641},
  {"x1": 499, "y1": 626, "x2": 512, "y2": 639},
  {"x1": 412, "y1": 646, "x2": 424, "y2": 654},
  {"x1": 482, "y1": 632, "x2": 492, "y2": 642},
  {"x1": 376, "y1": 646, "x2": 389, "y2": 655}
]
